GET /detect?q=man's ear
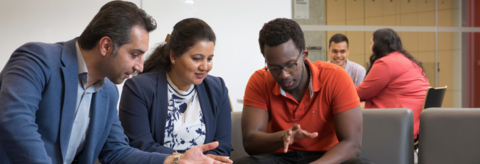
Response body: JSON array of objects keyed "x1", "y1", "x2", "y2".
[
  {"x1": 98, "y1": 36, "x2": 113, "y2": 57},
  {"x1": 302, "y1": 46, "x2": 309, "y2": 60}
]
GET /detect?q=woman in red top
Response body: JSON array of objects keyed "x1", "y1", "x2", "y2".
[{"x1": 356, "y1": 28, "x2": 430, "y2": 139}]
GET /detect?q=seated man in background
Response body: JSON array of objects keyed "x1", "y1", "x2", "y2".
[
  {"x1": 328, "y1": 34, "x2": 366, "y2": 86},
  {"x1": 235, "y1": 18, "x2": 371, "y2": 164},
  {"x1": 0, "y1": 1, "x2": 230, "y2": 164}
]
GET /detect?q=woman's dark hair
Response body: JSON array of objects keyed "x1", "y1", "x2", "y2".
[
  {"x1": 368, "y1": 28, "x2": 425, "y2": 74},
  {"x1": 143, "y1": 18, "x2": 216, "y2": 73},
  {"x1": 258, "y1": 18, "x2": 305, "y2": 55},
  {"x1": 78, "y1": 1, "x2": 157, "y2": 56}
]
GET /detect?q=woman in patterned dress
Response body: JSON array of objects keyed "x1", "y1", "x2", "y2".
[{"x1": 119, "y1": 18, "x2": 232, "y2": 158}]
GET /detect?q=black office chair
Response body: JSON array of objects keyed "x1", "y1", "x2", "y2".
[
  {"x1": 414, "y1": 86, "x2": 447, "y2": 152},
  {"x1": 422, "y1": 86, "x2": 447, "y2": 109}
]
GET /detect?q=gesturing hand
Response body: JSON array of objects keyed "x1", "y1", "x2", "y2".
[
  {"x1": 180, "y1": 141, "x2": 233, "y2": 164},
  {"x1": 283, "y1": 124, "x2": 318, "y2": 153},
  {"x1": 205, "y1": 154, "x2": 231, "y2": 164}
]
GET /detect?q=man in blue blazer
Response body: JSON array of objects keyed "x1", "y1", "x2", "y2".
[{"x1": 0, "y1": 1, "x2": 231, "y2": 164}]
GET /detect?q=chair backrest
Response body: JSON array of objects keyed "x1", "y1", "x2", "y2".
[
  {"x1": 418, "y1": 108, "x2": 480, "y2": 164},
  {"x1": 423, "y1": 86, "x2": 447, "y2": 109},
  {"x1": 360, "y1": 108, "x2": 414, "y2": 164},
  {"x1": 230, "y1": 111, "x2": 249, "y2": 160}
]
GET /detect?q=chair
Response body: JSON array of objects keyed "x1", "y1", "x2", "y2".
[
  {"x1": 418, "y1": 108, "x2": 480, "y2": 164},
  {"x1": 422, "y1": 86, "x2": 447, "y2": 109},
  {"x1": 360, "y1": 108, "x2": 414, "y2": 164},
  {"x1": 230, "y1": 111, "x2": 249, "y2": 161},
  {"x1": 415, "y1": 86, "x2": 447, "y2": 151}
]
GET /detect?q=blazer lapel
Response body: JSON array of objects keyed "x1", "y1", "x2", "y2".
[
  {"x1": 154, "y1": 70, "x2": 169, "y2": 144},
  {"x1": 196, "y1": 83, "x2": 213, "y2": 143},
  {"x1": 59, "y1": 39, "x2": 79, "y2": 160},
  {"x1": 86, "y1": 89, "x2": 108, "y2": 138},
  {"x1": 79, "y1": 89, "x2": 108, "y2": 163}
]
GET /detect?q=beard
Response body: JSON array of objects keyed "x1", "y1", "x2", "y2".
[{"x1": 102, "y1": 50, "x2": 128, "y2": 84}]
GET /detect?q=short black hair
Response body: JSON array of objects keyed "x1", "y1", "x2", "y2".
[
  {"x1": 258, "y1": 18, "x2": 305, "y2": 55},
  {"x1": 329, "y1": 33, "x2": 349, "y2": 48},
  {"x1": 77, "y1": 1, "x2": 157, "y2": 56}
]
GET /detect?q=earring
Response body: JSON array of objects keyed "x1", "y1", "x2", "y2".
[{"x1": 172, "y1": 60, "x2": 175, "y2": 64}]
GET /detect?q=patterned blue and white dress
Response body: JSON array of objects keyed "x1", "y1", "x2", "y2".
[{"x1": 164, "y1": 74, "x2": 206, "y2": 152}]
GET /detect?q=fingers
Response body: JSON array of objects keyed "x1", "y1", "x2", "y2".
[
  {"x1": 284, "y1": 124, "x2": 317, "y2": 153},
  {"x1": 284, "y1": 139, "x2": 289, "y2": 153},
  {"x1": 205, "y1": 154, "x2": 233, "y2": 164},
  {"x1": 199, "y1": 141, "x2": 219, "y2": 152},
  {"x1": 301, "y1": 130, "x2": 319, "y2": 139},
  {"x1": 309, "y1": 132, "x2": 319, "y2": 138},
  {"x1": 295, "y1": 124, "x2": 318, "y2": 139},
  {"x1": 284, "y1": 130, "x2": 292, "y2": 153},
  {"x1": 213, "y1": 161, "x2": 228, "y2": 164},
  {"x1": 212, "y1": 159, "x2": 231, "y2": 164},
  {"x1": 291, "y1": 124, "x2": 299, "y2": 131},
  {"x1": 284, "y1": 124, "x2": 301, "y2": 153},
  {"x1": 292, "y1": 124, "x2": 303, "y2": 134}
]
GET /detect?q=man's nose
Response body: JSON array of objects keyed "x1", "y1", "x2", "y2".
[
  {"x1": 278, "y1": 68, "x2": 290, "y2": 79},
  {"x1": 134, "y1": 57, "x2": 144, "y2": 73}
]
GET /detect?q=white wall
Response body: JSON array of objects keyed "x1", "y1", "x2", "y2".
[
  {"x1": 0, "y1": 0, "x2": 141, "y2": 111},
  {"x1": 0, "y1": 0, "x2": 140, "y2": 67},
  {"x1": 0, "y1": 0, "x2": 291, "y2": 111}
]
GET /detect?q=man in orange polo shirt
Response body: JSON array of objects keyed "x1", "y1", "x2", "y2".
[{"x1": 234, "y1": 18, "x2": 372, "y2": 164}]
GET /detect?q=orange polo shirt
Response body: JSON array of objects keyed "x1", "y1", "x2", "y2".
[{"x1": 244, "y1": 59, "x2": 360, "y2": 153}]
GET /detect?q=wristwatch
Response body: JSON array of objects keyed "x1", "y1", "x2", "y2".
[{"x1": 173, "y1": 153, "x2": 182, "y2": 164}]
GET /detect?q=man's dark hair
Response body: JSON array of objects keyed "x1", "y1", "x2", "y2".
[
  {"x1": 258, "y1": 18, "x2": 305, "y2": 55},
  {"x1": 77, "y1": 1, "x2": 157, "y2": 56},
  {"x1": 142, "y1": 18, "x2": 216, "y2": 73},
  {"x1": 329, "y1": 33, "x2": 349, "y2": 48}
]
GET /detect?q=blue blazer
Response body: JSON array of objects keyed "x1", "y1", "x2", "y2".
[
  {"x1": 119, "y1": 69, "x2": 232, "y2": 156},
  {"x1": 0, "y1": 39, "x2": 168, "y2": 164}
]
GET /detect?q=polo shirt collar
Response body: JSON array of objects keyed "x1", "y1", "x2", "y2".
[{"x1": 273, "y1": 59, "x2": 322, "y2": 98}]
